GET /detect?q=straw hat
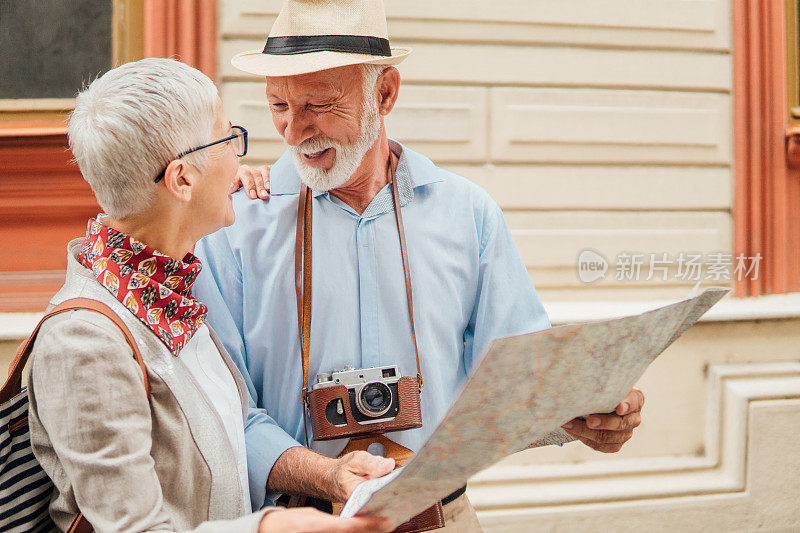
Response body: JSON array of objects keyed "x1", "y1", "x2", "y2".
[{"x1": 231, "y1": 0, "x2": 411, "y2": 77}]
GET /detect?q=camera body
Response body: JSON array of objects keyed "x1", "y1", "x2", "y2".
[{"x1": 307, "y1": 365, "x2": 422, "y2": 441}]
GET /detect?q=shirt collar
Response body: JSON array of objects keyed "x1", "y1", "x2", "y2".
[{"x1": 268, "y1": 139, "x2": 445, "y2": 199}]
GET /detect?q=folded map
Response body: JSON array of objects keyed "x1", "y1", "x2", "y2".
[{"x1": 341, "y1": 288, "x2": 729, "y2": 524}]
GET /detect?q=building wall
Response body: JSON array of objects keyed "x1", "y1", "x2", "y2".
[{"x1": 219, "y1": 0, "x2": 735, "y2": 303}]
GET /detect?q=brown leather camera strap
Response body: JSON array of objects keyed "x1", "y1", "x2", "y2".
[
  {"x1": 295, "y1": 182, "x2": 313, "y2": 447},
  {"x1": 294, "y1": 154, "x2": 424, "y2": 435},
  {"x1": 389, "y1": 157, "x2": 424, "y2": 391}
]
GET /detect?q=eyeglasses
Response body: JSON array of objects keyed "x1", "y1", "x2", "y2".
[{"x1": 153, "y1": 125, "x2": 248, "y2": 183}]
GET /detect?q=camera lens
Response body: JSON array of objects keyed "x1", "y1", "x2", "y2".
[{"x1": 355, "y1": 382, "x2": 392, "y2": 418}]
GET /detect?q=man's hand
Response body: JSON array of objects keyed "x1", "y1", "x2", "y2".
[
  {"x1": 259, "y1": 508, "x2": 393, "y2": 533},
  {"x1": 268, "y1": 446, "x2": 395, "y2": 504},
  {"x1": 231, "y1": 164, "x2": 271, "y2": 199},
  {"x1": 331, "y1": 451, "x2": 396, "y2": 502},
  {"x1": 561, "y1": 388, "x2": 644, "y2": 453}
]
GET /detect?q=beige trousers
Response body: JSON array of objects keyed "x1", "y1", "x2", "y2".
[{"x1": 439, "y1": 493, "x2": 483, "y2": 532}]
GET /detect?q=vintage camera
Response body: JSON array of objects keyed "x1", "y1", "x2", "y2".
[{"x1": 307, "y1": 365, "x2": 423, "y2": 441}]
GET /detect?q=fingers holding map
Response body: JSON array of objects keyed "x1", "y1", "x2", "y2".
[{"x1": 341, "y1": 288, "x2": 729, "y2": 525}]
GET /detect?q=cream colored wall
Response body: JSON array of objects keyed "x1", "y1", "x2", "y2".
[
  {"x1": 218, "y1": 0, "x2": 735, "y2": 303},
  {"x1": 1, "y1": 340, "x2": 17, "y2": 376}
]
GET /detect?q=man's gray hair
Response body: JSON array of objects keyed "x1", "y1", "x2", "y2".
[
  {"x1": 362, "y1": 64, "x2": 385, "y2": 105},
  {"x1": 68, "y1": 58, "x2": 218, "y2": 219}
]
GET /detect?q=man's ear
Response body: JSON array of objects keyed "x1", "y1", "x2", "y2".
[
  {"x1": 377, "y1": 67, "x2": 400, "y2": 116},
  {"x1": 161, "y1": 159, "x2": 196, "y2": 203}
]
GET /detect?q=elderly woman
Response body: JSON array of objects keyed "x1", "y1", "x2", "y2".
[{"x1": 26, "y1": 58, "x2": 390, "y2": 533}]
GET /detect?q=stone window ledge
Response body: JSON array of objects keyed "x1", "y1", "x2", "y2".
[{"x1": 545, "y1": 291, "x2": 800, "y2": 326}]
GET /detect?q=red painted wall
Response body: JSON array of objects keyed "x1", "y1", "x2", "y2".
[{"x1": 0, "y1": 125, "x2": 100, "y2": 311}]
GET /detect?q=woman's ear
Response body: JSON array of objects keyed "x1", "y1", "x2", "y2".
[
  {"x1": 161, "y1": 159, "x2": 196, "y2": 203},
  {"x1": 377, "y1": 67, "x2": 401, "y2": 116}
]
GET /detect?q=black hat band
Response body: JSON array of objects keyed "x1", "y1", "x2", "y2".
[{"x1": 263, "y1": 35, "x2": 392, "y2": 57}]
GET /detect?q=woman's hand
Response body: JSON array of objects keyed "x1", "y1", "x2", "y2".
[
  {"x1": 231, "y1": 164, "x2": 271, "y2": 199},
  {"x1": 259, "y1": 508, "x2": 393, "y2": 533}
]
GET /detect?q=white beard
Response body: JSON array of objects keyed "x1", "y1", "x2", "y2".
[{"x1": 288, "y1": 97, "x2": 381, "y2": 192}]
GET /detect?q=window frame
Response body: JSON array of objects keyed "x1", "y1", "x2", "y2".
[
  {"x1": 0, "y1": 0, "x2": 145, "y2": 125},
  {"x1": 787, "y1": 0, "x2": 800, "y2": 122}
]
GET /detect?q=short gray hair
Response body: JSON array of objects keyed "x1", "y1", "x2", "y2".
[{"x1": 68, "y1": 58, "x2": 218, "y2": 219}]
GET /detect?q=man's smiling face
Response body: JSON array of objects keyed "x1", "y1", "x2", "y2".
[{"x1": 266, "y1": 64, "x2": 383, "y2": 191}]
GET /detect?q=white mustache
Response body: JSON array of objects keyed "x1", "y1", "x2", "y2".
[{"x1": 290, "y1": 137, "x2": 338, "y2": 156}]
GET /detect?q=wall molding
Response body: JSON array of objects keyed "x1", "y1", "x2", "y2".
[
  {"x1": 468, "y1": 362, "x2": 800, "y2": 530},
  {"x1": 545, "y1": 291, "x2": 800, "y2": 325},
  {"x1": 221, "y1": 0, "x2": 731, "y2": 52}
]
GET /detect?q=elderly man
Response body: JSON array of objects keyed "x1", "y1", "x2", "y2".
[{"x1": 194, "y1": 0, "x2": 644, "y2": 530}]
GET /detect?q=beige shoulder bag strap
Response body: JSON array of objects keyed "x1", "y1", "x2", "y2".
[{"x1": 5, "y1": 297, "x2": 151, "y2": 533}]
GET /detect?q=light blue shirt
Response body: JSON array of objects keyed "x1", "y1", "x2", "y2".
[{"x1": 193, "y1": 141, "x2": 551, "y2": 510}]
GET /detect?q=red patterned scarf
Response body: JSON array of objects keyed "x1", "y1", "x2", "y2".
[{"x1": 77, "y1": 218, "x2": 208, "y2": 354}]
